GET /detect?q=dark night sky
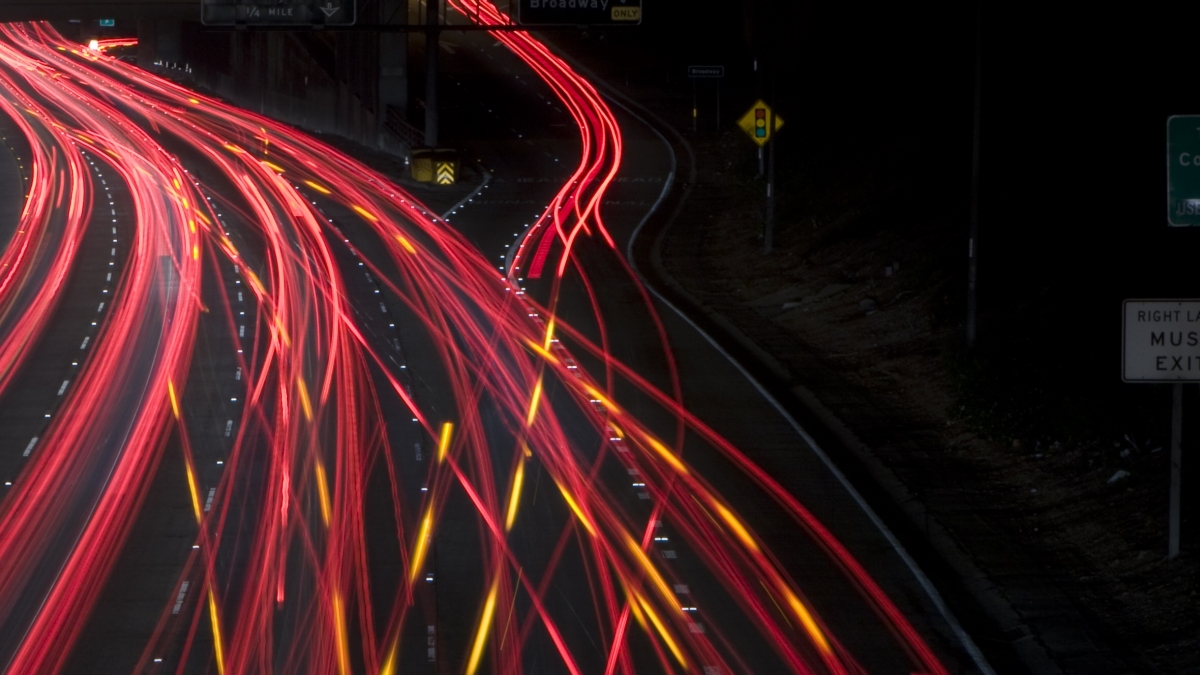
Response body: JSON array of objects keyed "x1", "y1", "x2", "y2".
[{"x1": 619, "y1": 1, "x2": 1200, "y2": 384}]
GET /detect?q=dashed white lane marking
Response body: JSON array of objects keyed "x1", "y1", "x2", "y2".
[
  {"x1": 172, "y1": 581, "x2": 190, "y2": 615},
  {"x1": 203, "y1": 487, "x2": 216, "y2": 512},
  {"x1": 97, "y1": 302, "x2": 104, "y2": 312},
  {"x1": 238, "y1": 325, "x2": 244, "y2": 338},
  {"x1": 79, "y1": 336, "x2": 89, "y2": 350},
  {"x1": 22, "y1": 437, "x2": 38, "y2": 457},
  {"x1": 57, "y1": 380, "x2": 69, "y2": 396},
  {"x1": 224, "y1": 420, "x2": 233, "y2": 437}
]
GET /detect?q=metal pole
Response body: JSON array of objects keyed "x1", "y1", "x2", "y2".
[
  {"x1": 716, "y1": 79, "x2": 721, "y2": 130},
  {"x1": 1170, "y1": 382, "x2": 1183, "y2": 559},
  {"x1": 966, "y1": 1, "x2": 982, "y2": 347},
  {"x1": 692, "y1": 78, "x2": 697, "y2": 133},
  {"x1": 763, "y1": 117, "x2": 776, "y2": 254},
  {"x1": 424, "y1": 0, "x2": 439, "y2": 147}
]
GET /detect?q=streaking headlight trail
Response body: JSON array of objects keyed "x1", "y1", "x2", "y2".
[{"x1": 0, "y1": 14, "x2": 950, "y2": 675}]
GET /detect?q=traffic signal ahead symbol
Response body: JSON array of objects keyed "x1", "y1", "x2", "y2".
[{"x1": 738, "y1": 100, "x2": 783, "y2": 147}]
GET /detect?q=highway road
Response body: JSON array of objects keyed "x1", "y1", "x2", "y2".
[{"x1": 0, "y1": 9, "x2": 985, "y2": 675}]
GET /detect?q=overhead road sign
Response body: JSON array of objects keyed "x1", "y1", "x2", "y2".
[
  {"x1": 1122, "y1": 299, "x2": 1200, "y2": 381},
  {"x1": 737, "y1": 100, "x2": 782, "y2": 147},
  {"x1": 1168, "y1": 115, "x2": 1200, "y2": 226},
  {"x1": 99, "y1": 19, "x2": 115, "y2": 27},
  {"x1": 687, "y1": 65, "x2": 724, "y2": 78},
  {"x1": 201, "y1": 0, "x2": 356, "y2": 26},
  {"x1": 517, "y1": 0, "x2": 641, "y2": 26}
]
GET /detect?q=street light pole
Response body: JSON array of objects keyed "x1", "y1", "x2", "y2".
[
  {"x1": 424, "y1": 0, "x2": 439, "y2": 147},
  {"x1": 966, "y1": 1, "x2": 982, "y2": 347}
]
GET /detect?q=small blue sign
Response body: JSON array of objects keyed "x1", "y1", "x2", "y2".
[{"x1": 99, "y1": 19, "x2": 115, "y2": 27}]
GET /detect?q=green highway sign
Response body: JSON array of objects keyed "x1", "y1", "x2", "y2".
[{"x1": 1167, "y1": 115, "x2": 1200, "y2": 226}]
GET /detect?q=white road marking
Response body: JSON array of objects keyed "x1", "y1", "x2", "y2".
[
  {"x1": 22, "y1": 437, "x2": 38, "y2": 457},
  {"x1": 80, "y1": 336, "x2": 89, "y2": 349},
  {"x1": 224, "y1": 420, "x2": 233, "y2": 437},
  {"x1": 172, "y1": 581, "x2": 190, "y2": 614},
  {"x1": 57, "y1": 380, "x2": 69, "y2": 395}
]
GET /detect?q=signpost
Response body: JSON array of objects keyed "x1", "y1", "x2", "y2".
[
  {"x1": 1167, "y1": 115, "x2": 1200, "y2": 226},
  {"x1": 687, "y1": 66, "x2": 723, "y2": 132},
  {"x1": 738, "y1": 100, "x2": 784, "y2": 252},
  {"x1": 201, "y1": 0, "x2": 357, "y2": 26},
  {"x1": 1123, "y1": 299, "x2": 1200, "y2": 559},
  {"x1": 516, "y1": 0, "x2": 642, "y2": 26}
]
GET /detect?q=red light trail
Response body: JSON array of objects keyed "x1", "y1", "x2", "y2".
[{"x1": 0, "y1": 12, "x2": 951, "y2": 675}]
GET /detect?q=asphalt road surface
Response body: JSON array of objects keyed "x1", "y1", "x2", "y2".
[{"x1": 0, "y1": 15, "x2": 987, "y2": 675}]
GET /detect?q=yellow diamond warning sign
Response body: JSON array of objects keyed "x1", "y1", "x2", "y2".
[{"x1": 737, "y1": 100, "x2": 783, "y2": 147}]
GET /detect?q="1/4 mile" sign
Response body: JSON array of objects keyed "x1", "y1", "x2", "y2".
[{"x1": 1123, "y1": 299, "x2": 1200, "y2": 381}]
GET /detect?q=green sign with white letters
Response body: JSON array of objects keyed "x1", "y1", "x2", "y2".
[{"x1": 1167, "y1": 115, "x2": 1200, "y2": 226}]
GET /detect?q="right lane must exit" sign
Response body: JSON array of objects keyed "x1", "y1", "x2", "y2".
[{"x1": 1123, "y1": 299, "x2": 1200, "y2": 381}]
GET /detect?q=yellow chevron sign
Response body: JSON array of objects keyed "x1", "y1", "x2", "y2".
[{"x1": 436, "y1": 160, "x2": 456, "y2": 185}]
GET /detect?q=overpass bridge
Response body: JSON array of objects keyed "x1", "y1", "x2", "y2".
[
  {"x1": 0, "y1": 1, "x2": 195, "y2": 22},
  {"x1": 0, "y1": 0, "x2": 421, "y2": 157}
]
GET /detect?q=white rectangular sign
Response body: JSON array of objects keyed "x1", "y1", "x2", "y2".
[{"x1": 1123, "y1": 299, "x2": 1200, "y2": 381}]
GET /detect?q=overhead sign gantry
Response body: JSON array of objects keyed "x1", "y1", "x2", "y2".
[{"x1": 201, "y1": 0, "x2": 357, "y2": 26}]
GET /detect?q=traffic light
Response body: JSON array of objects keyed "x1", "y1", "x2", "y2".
[{"x1": 755, "y1": 108, "x2": 767, "y2": 138}]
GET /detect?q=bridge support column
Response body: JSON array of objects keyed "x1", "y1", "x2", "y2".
[{"x1": 379, "y1": 0, "x2": 409, "y2": 142}]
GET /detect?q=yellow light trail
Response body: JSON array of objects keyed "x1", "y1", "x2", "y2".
[
  {"x1": 526, "y1": 376, "x2": 542, "y2": 427},
  {"x1": 333, "y1": 590, "x2": 351, "y2": 675},
  {"x1": 542, "y1": 316, "x2": 556, "y2": 350},
  {"x1": 395, "y1": 234, "x2": 416, "y2": 254},
  {"x1": 555, "y1": 481, "x2": 596, "y2": 537},
  {"x1": 635, "y1": 593, "x2": 687, "y2": 669},
  {"x1": 522, "y1": 338, "x2": 559, "y2": 365},
  {"x1": 712, "y1": 500, "x2": 758, "y2": 553},
  {"x1": 379, "y1": 640, "x2": 398, "y2": 675},
  {"x1": 583, "y1": 384, "x2": 618, "y2": 414},
  {"x1": 303, "y1": 179, "x2": 332, "y2": 195},
  {"x1": 167, "y1": 380, "x2": 180, "y2": 420},
  {"x1": 624, "y1": 535, "x2": 676, "y2": 609},
  {"x1": 184, "y1": 458, "x2": 202, "y2": 525},
  {"x1": 352, "y1": 204, "x2": 379, "y2": 222},
  {"x1": 437, "y1": 421, "x2": 453, "y2": 462},
  {"x1": 465, "y1": 574, "x2": 500, "y2": 675},
  {"x1": 505, "y1": 457, "x2": 525, "y2": 532},
  {"x1": 296, "y1": 376, "x2": 313, "y2": 421},
  {"x1": 783, "y1": 587, "x2": 833, "y2": 656},
  {"x1": 208, "y1": 588, "x2": 226, "y2": 675},
  {"x1": 315, "y1": 461, "x2": 332, "y2": 528},
  {"x1": 643, "y1": 434, "x2": 688, "y2": 476},
  {"x1": 409, "y1": 507, "x2": 433, "y2": 583}
]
